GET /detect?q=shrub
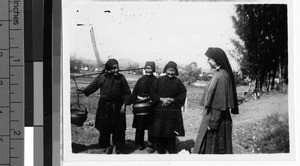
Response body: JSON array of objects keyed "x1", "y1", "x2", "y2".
[
  {"x1": 198, "y1": 74, "x2": 210, "y2": 81},
  {"x1": 254, "y1": 113, "x2": 289, "y2": 153},
  {"x1": 235, "y1": 113, "x2": 289, "y2": 153},
  {"x1": 178, "y1": 75, "x2": 197, "y2": 85}
]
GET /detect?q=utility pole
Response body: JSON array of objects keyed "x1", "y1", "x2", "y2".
[{"x1": 77, "y1": 24, "x2": 103, "y2": 68}]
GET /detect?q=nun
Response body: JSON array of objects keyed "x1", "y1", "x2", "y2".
[{"x1": 192, "y1": 47, "x2": 239, "y2": 154}]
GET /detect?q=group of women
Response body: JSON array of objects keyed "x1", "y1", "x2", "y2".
[{"x1": 77, "y1": 47, "x2": 239, "y2": 154}]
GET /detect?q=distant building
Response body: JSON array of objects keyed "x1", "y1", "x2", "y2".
[
  {"x1": 81, "y1": 66, "x2": 89, "y2": 71},
  {"x1": 93, "y1": 67, "x2": 103, "y2": 72}
]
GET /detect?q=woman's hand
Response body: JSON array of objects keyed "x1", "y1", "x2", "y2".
[
  {"x1": 160, "y1": 97, "x2": 175, "y2": 106},
  {"x1": 160, "y1": 98, "x2": 168, "y2": 106},
  {"x1": 166, "y1": 98, "x2": 175, "y2": 103},
  {"x1": 76, "y1": 89, "x2": 83, "y2": 94}
]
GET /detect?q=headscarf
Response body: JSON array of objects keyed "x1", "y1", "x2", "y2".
[
  {"x1": 145, "y1": 61, "x2": 156, "y2": 72},
  {"x1": 105, "y1": 58, "x2": 118, "y2": 70},
  {"x1": 163, "y1": 61, "x2": 179, "y2": 76},
  {"x1": 205, "y1": 47, "x2": 239, "y2": 114}
]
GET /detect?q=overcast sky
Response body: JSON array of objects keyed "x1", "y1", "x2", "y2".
[{"x1": 64, "y1": 1, "x2": 239, "y2": 70}]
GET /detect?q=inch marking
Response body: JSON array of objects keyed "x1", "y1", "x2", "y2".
[
  {"x1": 10, "y1": 101, "x2": 22, "y2": 104},
  {"x1": 1, "y1": 0, "x2": 25, "y2": 165},
  {"x1": 9, "y1": 29, "x2": 22, "y2": 31},
  {"x1": 10, "y1": 65, "x2": 24, "y2": 67},
  {"x1": 10, "y1": 138, "x2": 24, "y2": 140},
  {"x1": 9, "y1": 157, "x2": 19, "y2": 159},
  {"x1": 33, "y1": 125, "x2": 44, "y2": 127},
  {"x1": 8, "y1": 0, "x2": 12, "y2": 165}
]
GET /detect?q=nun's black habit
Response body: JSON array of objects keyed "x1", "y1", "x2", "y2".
[{"x1": 193, "y1": 47, "x2": 239, "y2": 154}]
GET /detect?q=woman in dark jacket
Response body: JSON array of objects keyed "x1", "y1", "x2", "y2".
[
  {"x1": 193, "y1": 47, "x2": 239, "y2": 154},
  {"x1": 150, "y1": 61, "x2": 186, "y2": 154},
  {"x1": 131, "y1": 61, "x2": 157, "y2": 152},
  {"x1": 78, "y1": 59, "x2": 132, "y2": 154}
]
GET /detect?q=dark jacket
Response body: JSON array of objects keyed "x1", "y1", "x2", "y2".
[
  {"x1": 131, "y1": 74, "x2": 157, "y2": 129},
  {"x1": 150, "y1": 75, "x2": 186, "y2": 137},
  {"x1": 82, "y1": 73, "x2": 131, "y2": 132}
]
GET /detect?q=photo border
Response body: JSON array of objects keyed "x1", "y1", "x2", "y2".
[{"x1": 59, "y1": 0, "x2": 297, "y2": 165}]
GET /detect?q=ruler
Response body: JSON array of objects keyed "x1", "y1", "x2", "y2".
[{"x1": 0, "y1": 0, "x2": 24, "y2": 166}]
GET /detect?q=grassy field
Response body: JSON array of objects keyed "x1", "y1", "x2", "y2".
[{"x1": 70, "y1": 74, "x2": 289, "y2": 154}]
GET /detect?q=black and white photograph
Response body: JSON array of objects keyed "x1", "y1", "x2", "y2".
[{"x1": 62, "y1": 0, "x2": 293, "y2": 164}]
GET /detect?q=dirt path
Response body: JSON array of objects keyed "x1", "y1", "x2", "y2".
[
  {"x1": 231, "y1": 91, "x2": 289, "y2": 154},
  {"x1": 127, "y1": 91, "x2": 289, "y2": 154},
  {"x1": 233, "y1": 92, "x2": 288, "y2": 124}
]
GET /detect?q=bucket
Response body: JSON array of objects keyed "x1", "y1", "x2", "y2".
[
  {"x1": 71, "y1": 103, "x2": 88, "y2": 126},
  {"x1": 71, "y1": 77, "x2": 88, "y2": 126},
  {"x1": 133, "y1": 98, "x2": 152, "y2": 115}
]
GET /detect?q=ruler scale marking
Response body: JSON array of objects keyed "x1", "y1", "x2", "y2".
[{"x1": 0, "y1": 0, "x2": 24, "y2": 166}]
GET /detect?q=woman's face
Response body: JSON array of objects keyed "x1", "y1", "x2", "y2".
[
  {"x1": 207, "y1": 58, "x2": 217, "y2": 69},
  {"x1": 109, "y1": 64, "x2": 119, "y2": 76},
  {"x1": 166, "y1": 68, "x2": 176, "y2": 77},
  {"x1": 144, "y1": 66, "x2": 154, "y2": 75}
]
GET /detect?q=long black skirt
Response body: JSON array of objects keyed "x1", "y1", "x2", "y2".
[
  {"x1": 132, "y1": 114, "x2": 154, "y2": 130},
  {"x1": 198, "y1": 112, "x2": 233, "y2": 154}
]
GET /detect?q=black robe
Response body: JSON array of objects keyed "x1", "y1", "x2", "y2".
[
  {"x1": 131, "y1": 74, "x2": 157, "y2": 129},
  {"x1": 150, "y1": 75, "x2": 186, "y2": 137},
  {"x1": 82, "y1": 73, "x2": 131, "y2": 133},
  {"x1": 193, "y1": 69, "x2": 235, "y2": 154}
]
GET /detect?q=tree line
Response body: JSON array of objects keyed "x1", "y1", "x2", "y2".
[{"x1": 230, "y1": 4, "x2": 288, "y2": 92}]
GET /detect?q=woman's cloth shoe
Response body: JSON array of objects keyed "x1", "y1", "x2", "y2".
[
  {"x1": 138, "y1": 144, "x2": 145, "y2": 150},
  {"x1": 146, "y1": 147, "x2": 155, "y2": 153},
  {"x1": 115, "y1": 146, "x2": 122, "y2": 154},
  {"x1": 104, "y1": 146, "x2": 113, "y2": 154}
]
